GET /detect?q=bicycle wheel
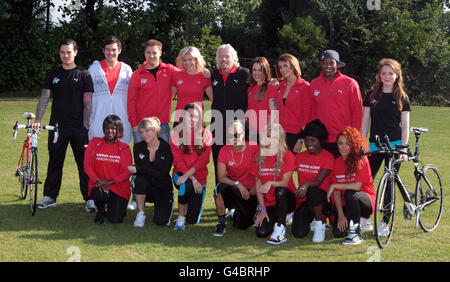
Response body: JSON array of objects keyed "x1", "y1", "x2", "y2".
[
  {"x1": 19, "y1": 147, "x2": 29, "y2": 199},
  {"x1": 415, "y1": 164, "x2": 443, "y2": 232},
  {"x1": 374, "y1": 173, "x2": 396, "y2": 249},
  {"x1": 28, "y1": 148, "x2": 39, "y2": 216}
]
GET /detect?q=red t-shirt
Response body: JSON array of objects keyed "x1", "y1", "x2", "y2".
[
  {"x1": 84, "y1": 137, "x2": 132, "y2": 200},
  {"x1": 250, "y1": 150, "x2": 300, "y2": 207},
  {"x1": 100, "y1": 60, "x2": 122, "y2": 95},
  {"x1": 296, "y1": 149, "x2": 334, "y2": 193},
  {"x1": 330, "y1": 155, "x2": 376, "y2": 213},
  {"x1": 217, "y1": 143, "x2": 259, "y2": 189},
  {"x1": 172, "y1": 71, "x2": 212, "y2": 122},
  {"x1": 246, "y1": 84, "x2": 277, "y2": 134}
]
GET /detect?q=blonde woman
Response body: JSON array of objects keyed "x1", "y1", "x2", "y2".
[
  {"x1": 128, "y1": 117, "x2": 174, "y2": 228},
  {"x1": 251, "y1": 123, "x2": 299, "y2": 244},
  {"x1": 172, "y1": 46, "x2": 213, "y2": 125}
]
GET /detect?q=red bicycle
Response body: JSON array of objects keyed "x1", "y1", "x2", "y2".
[{"x1": 12, "y1": 112, "x2": 58, "y2": 215}]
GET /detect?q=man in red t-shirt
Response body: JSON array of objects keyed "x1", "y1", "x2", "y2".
[{"x1": 310, "y1": 50, "x2": 362, "y2": 158}]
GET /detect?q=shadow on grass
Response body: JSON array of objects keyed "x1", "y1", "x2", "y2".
[{"x1": 0, "y1": 201, "x2": 367, "y2": 257}]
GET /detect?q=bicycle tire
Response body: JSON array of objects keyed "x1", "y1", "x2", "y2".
[
  {"x1": 415, "y1": 164, "x2": 444, "y2": 232},
  {"x1": 19, "y1": 145, "x2": 28, "y2": 199},
  {"x1": 374, "y1": 172, "x2": 396, "y2": 249},
  {"x1": 29, "y1": 148, "x2": 39, "y2": 216}
]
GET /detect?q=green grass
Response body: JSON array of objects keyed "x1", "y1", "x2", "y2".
[{"x1": 0, "y1": 100, "x2": 449, "y2": 262}]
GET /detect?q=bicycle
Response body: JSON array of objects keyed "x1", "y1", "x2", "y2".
[
  {"x1": 12, "y1": 112, "x2": 59, "y2": 215},
  {"x1": 361, "y1": 127, "x2": 444, "y2": 249}
]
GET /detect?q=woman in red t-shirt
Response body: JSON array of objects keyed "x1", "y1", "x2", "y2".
[
  {"x1": 327, "y1": 126, "x2": 375, "y2": 245},
  {"x1": 84, "y1": 115, "x2": 132, "y2": 224},
  {"x1": 252, "y1": 123, "x2": 298, "y2": 245},
  {"x1": 291, "y1": 119, "x2": 334, "y2": 243},
  {"x1": 274, "y1": 54, "x2": 312, "y2": 153},
  {"x1": 246, "y1": 57, "x2": 277, "y2": 143},
  {"x1": 172, "y1": 46, "x2": 212, "y2": 125},
  {"x1": 170, "y1": 103, "x2": 212, "y2": 230},
  {"x1": 213, "y1": 121, "x2": 259, "y2": 237}
]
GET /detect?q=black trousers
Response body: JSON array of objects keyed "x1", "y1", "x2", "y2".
[
  {"x1": 43, "y1": 126, "x2": 89, "y2": 201},
  {"x1": 214, "y1": 183, "x2": 258, "y2": 230},
  {"x1": 134, "y1": 175, "x2": 174, "y2": 226},
  {"x1": 292, "y1": 187, "x2": 330, "y2": 238},
  {"x1": 212, "y1": 144, "x2": 223, "y2": 186},
  {"x1": 331, "y1": 190, "x2": 372, "y2": 237},
  {"x1": 173, "y1": 173, "x2": 206, "y2": 225},
  {"x1": 90, "y1": 188, "x2": 128, "y2": 223},
  {"x1": 255, "y1": 187, "x2": 296, "y2": 238}
]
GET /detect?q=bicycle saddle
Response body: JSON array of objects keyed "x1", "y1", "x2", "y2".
[
  {"x1": 22, "y1": 112, "x2": 36, "y2": 119},
  {"x1": 411, "y1": 127, "x2": 428, "y2": 133}
]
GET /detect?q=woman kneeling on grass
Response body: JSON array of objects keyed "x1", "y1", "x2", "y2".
[
  {"x1": 252, "y1": 123, "x2": 299, "y2": 245},
  {"x1": 327, "y1": 126, "x2": 376, "y2": 245},
  {"x1": 213, "y1": 120, "x2": 259, "y2": 237},
  {"x1": 170, "y1": 103, "x2": 212, "y2": 230},
  {"x1": 84, "y1": 115, "x2": 132, "y2": 224},
  {"x1": 129, "y1": 117, "x2": 174, "y2": 228},
  {"x1": 291, "y1": 119, "x2": 334, "y2": 243}
]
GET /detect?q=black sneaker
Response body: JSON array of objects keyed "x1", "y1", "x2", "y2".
[
  {"x1": 94, "y1": 211, "x2": 105, "y2": 225},
  {"x1": 213, "y1": 223, "x2": 226, "y2": 237}
]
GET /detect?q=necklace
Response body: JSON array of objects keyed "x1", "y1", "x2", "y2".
[{"x1": 230, "y1": 146, "x2": 245, "y2": 167}]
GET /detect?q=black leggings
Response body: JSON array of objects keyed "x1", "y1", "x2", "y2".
[
  {"x1": 331, "y1": 190, "x2": 372, "y2": 237},
  {"x1": 90, "y1": 188, "x2": 128, "y2": 224},
  {"x1": 173, "y1": 173, "x2": 206, "y2": 225},
  {"x1": 255, "y1": 187, "x2": 296, "y2": 237},
  {"x1": 292, "y1": 187, "x2": 330, "y2": 238},
  {"x1": 134, "y1": 175, "x2": 174, "y2": 226},
  {"x1": 214, "y1": 183, "x2": 258, "y2": 230}
]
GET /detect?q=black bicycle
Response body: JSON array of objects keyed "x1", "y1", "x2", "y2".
[{"x1": 361, "y1": 127, "x2": 444, "y2": 249}]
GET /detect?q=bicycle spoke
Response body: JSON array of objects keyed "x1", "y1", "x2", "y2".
[{"x1": 416, "y1": 165, "x2": 443, "y2": 232}]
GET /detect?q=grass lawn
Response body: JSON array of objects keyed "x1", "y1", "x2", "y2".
[{"x1": 0, "y1": 100, "x2": 449, "y2": 262}]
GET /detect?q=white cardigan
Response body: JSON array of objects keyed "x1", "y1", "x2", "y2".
[{"x1": 88, "y1": 60, "x2": 133, "y2": 144}]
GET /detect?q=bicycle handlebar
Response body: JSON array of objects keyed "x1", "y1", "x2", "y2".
[
  {"x1": 12, "y1": 122, "x2": 59, "y2": 143},
  {"x1": 360, "y1": 134, "x2": 412, "y2": 158}
]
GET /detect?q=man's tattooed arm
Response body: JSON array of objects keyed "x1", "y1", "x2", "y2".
[
  {"x1": 83, "y1": 92, "x2": 93, "y2": 130},
  {"x1": 32, "y1": 89, "x2": 51, "y2": 129}
]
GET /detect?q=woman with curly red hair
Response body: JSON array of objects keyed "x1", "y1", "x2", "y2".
[{"x1": 327, "y1": 126, "x2": 375, "y2": 245}]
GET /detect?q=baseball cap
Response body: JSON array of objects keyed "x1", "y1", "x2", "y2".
[{"x1": 320, "y1": 50, "x2": 345, "y2": 68}]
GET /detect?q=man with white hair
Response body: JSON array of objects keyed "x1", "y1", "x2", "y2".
[{"x1": 210, "y1": 44, "x2": 250, "y2": 186}]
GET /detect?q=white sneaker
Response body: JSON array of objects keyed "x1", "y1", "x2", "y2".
[
  {"x1": 37, "y1": 196, "x2": 56, "y2": 209},
  {"x1": 377, "y1": 221, "x2": 390, "y2": 237},
  {"x1": 267, "y1": 223, "x2": 287, "y2": 245},
  {"x1": 312, "y1": 220, "x2": 326, "y2": 243},
  {"x1": 85, "y1": 199, "x2": 97, "y2": 213},
  {"x1": 133, "y1": 212, "x2": 146, "y2": 227},
  {"x1": 174, "y1": 216, "x2": 185, "y2": 231},
  {"x1": 360, "y1": 217, "x2": 373, "y2": 232},
  {"x1": 127, "y1": 200, "x2": 137, "y2": 210}
]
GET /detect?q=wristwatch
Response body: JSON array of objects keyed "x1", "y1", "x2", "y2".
[{"x1": 234, "y1": 181, "x2": 240, "y2": 187}]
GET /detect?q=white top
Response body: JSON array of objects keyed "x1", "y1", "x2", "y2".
[{"x1": 88, "y1": 60, "x2": 133, "y2": 144}]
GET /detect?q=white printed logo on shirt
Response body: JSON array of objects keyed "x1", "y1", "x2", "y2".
[
  {"x1": 177, "y1": 80, "x2": 184, "y2": 85},
  {"x1": 141, "y1": 78, "x2": 148, "y2": 85},
  {"x1": 233, "y1": 79, "x2": 238, "y2": 83},
  {"x1": 337, "y1": 89, "x2": 344, "y2": 94},
  {"x1": 139, "y1": 153, "x2": 145, "y2": 159},
  {"x1": 53, "y1": 77, "x2": 60, "y2": 84},
  {"x1": 314, "y1": 89, "x2": 320, "y2": 96}
]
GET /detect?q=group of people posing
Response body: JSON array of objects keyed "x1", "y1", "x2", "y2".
[{"x1": 31, "y1": 35, "x2": 411, "y2": 246}]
